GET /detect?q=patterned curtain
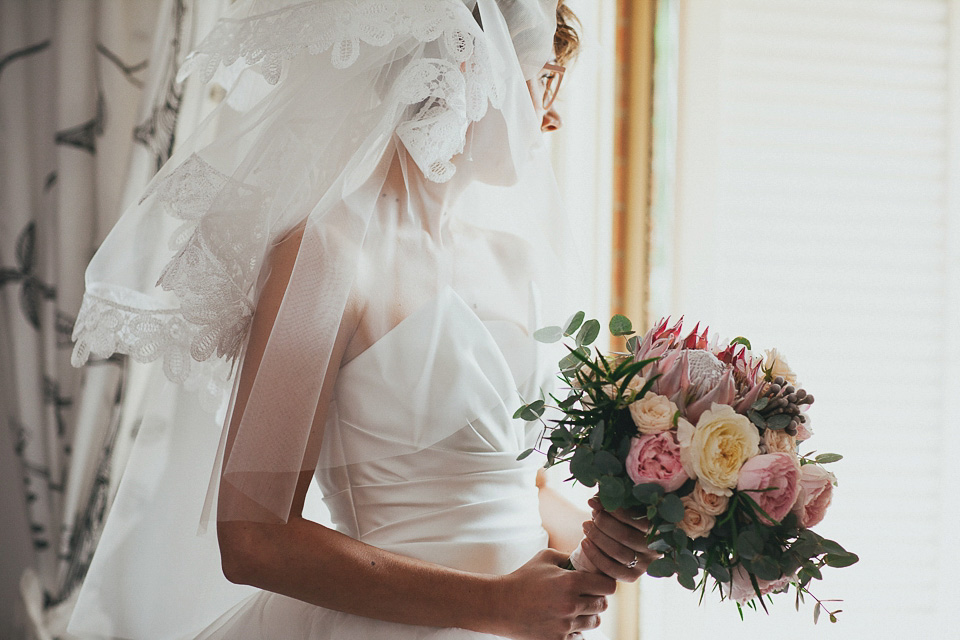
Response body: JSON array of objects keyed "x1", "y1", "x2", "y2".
[{"x1": 0, "y1": 1, "x2": 207, "y2": 636}]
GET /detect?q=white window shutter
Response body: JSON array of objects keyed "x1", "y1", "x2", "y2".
[{"x1": 642, "y1": 1, "x2": 960, "y2": 638}]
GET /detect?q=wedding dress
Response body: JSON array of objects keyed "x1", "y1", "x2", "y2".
[
  {"x1": 68, "y1": 1, "x2": 602, "y2": 637},
  {"x1": 193, "y1": 286, "x2": 605, "y2": 639}
]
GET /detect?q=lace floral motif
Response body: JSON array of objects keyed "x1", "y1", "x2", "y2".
[
  {"x1": 179, "y1": 1, "x2": 477, "y2": 85},
  {"x1": 72, "y1": 154, "x2": 262, "y2": 388},
  {"x1": 178, "y1": 0, "x2": 504, "y2": 182}
]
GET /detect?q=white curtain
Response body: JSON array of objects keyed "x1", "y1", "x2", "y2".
[
  {"x1": 0, "y1": 1, "x2": 222, "y2": 637},
  {"x1": 642, "y1": 0, "x2": 960, "y2": 638}
]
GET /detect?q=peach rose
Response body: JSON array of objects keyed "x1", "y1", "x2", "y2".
[
  {"x1": 762, "y1": 348, "x2": 797, "y2": 385},
  {"x1": 736, "y1": 453, "x2": 801, "y2": 525},
  {"x1": 792, "y1": 463, "x2": 835, "y2": 528},
  {"x1": 678, "y1": 495, "x2": 715, "y2": 539},
  {"x1": 625, "y1": 431, "x2": 689, "y2": 492},
  {"x1": 628, "y1": 392, "x2": 677, "y2": 434},
  {"x1": 677, "y1": 404, "x2": 760, "y2": 496},
  {"x1": 691, "y1": 480, "x2": 729, "y2": 516},
  {"x1": 761, "y1": 428, "x2": 796, "y2": 454},
  {"x1": 726, "y1": 565, "x2": 794, "y2": 603}
]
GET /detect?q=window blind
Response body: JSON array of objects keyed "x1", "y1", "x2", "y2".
[{"x1": 641, "y1": 1, "x2": 960, "y2": 638}]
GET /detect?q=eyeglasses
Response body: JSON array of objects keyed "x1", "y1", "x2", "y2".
[{"x1": 540, "y1": 62, "x2": 565, "y2": 111}]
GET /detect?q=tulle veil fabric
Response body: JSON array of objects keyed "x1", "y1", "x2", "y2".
[{"x1": 68, "y1": 1, "x2": 581, "y2": 637}]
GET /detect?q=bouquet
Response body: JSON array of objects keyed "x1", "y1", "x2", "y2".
[{"x1": 517, "y1": 314, "x2": 858, "y2": 622}]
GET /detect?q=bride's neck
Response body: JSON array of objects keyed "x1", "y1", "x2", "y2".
[{"x1": 384, "y1": 146, "x2": 467, "y2": 240}]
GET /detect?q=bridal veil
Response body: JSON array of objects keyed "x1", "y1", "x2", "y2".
[{"x1": 68, "y1": 1, "x2": 580, "y2": 637}]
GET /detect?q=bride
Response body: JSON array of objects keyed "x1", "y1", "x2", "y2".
[{"x1": 69, "y1": 1, "x2": 657, "y2": 638}]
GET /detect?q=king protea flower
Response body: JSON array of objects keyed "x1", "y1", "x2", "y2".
[{"x1": 633, "y1": 318, "x2": 762, "y2": 424}]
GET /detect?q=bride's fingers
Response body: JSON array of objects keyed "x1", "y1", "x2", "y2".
[
  {"x1": 588, "y1": 497, "x2": 651, "y2": 533},
  {"x1": 570, "y1": 613, "x2": 602, "y2": 632},
  {"x1": 582, "y1": 520, "x2": 637, "y2": 566},
  {"x1": 577, "y1": 596, "x2": 608, "y2": 616},
  {"x1": 580, "y1": 538, "x2": 647, "y2": 582},
  {"x1": 589, "y1": 510, "x2": 648, "y2": 552}
]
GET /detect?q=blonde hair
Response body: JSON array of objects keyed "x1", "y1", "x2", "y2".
[{"x1": 555, "y1": 1, "x2": 581, "y2": 66}]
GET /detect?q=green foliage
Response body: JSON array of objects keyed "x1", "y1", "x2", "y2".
[
  {"x1": 814, "y1": 453, "x2": 843, "y2": 464},
  {"x1": 533, "y1": 326, "x2": 563, "y2": 343},
  {"x1": 516, "y1": 312, "x2": 855, "y2": 622},
  {"x1": 609, "y1": 314, "x2": 634, "y2": 336},
  {"x1": 576, "y1": 319, "x2": 601, "y2": 347}
]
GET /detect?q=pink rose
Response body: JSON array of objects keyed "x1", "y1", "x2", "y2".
[
  {"x1": 726, "y1": 565, "x2": 794, "y2": 603},
  {"x1": 736, "y1": 452, "x2": 801, "y2": 525},
  {"x1": 792, "y1": 464, "x2": 835, "y2": 528},
  {"x1": 625, "y1": 431, "x2": 689, "y2": 492}
]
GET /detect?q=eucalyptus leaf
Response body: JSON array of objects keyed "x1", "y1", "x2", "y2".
[
  {"x1": 659, "y1": 494, "x2": 685, "y2": 524},
  {"x1": 671, "y1": 528, "x2": 689, "y2": 551},
  {"x1": 707, "y1": 563, "x2": 731, "y2": 583},
  {"x1": 520, "y1": 400, "x2": 545, "y2": 422},
  {"x1": 648, "y1": 538, "x2": 674, "y2": 554},
  {"x1": 747, "y1": 556, "x2": 782, "y2": 581},
  {"x1": 576, "y1": 319, "x2": 601, "y2": 347},
  {"x1": 632, "y1": 482, "x2": 665, "y2": 505},
  {"x1": 562, "y1": 311, "x2": 585, "y2": 337},
  {"x1": 751, "y1": 397, "x2": 770, "y2": 412},
  {"x1": 589, "y1": 420, "x2": 606, "y2": 450},
  {"x1": 736, "y1": 530, "x2": 764, "y2": 560},
  {"x1": 625, "y1": 335, "x2": 639, "y2": 353},
  {"x1": 677, "y1": 571, "x2": 697, "y2": 591},
  {"x1": 747, "y1": 410, "x2": 766, "y2": 430},
  {"x1": 766, "y1": 414, "x2": 792, "y2": 431},
  {"x1": 533, "y1": 326, "x2": 564, "y2": 343},
  {"x1": 516, "y1": 448, "x2": 535, "y2": 461},
  {"x1": 813, "y1": 602, "x2": 821, "y2": 624},
  {"x1": 646, "y1": 557, "x2": 678, "y2": 578},
  {"x1": 593, "y1": 450, "x2": 622, "y2": 475},
  {"x1": 598, "y1": 475, "x2": 626, "y2": 506},
  {"x1": 677, "y1": 551, "x2": 699, "y2": 577},
  {"x1": 825, "y1": 553, "x2": 859, "y2": 568},
  {"x1": 815, "y1": 453, "x2": 844, "y2": 464},
  {"x1": 569, "y1": 448, "x2": 597, "y2": 486},
  {"x1": 609, "y1": 314, "x2": 633, "y2": 336}
]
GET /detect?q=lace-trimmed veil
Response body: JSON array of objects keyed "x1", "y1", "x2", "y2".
[
  {"x1": 74, "y1": 0, "x2": 569, "y2": 524},
  {"x1": 70, "y1": 1, "x2": 577, "y2": 636}
]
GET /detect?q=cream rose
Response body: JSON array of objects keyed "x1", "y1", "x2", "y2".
[
  {"x1": 761, "y1": 428, "x2": 796, "y2": 454},
  {"x1": 628, "y1": 392, "x2": 677, "y2": 434},
  {"x1": 678, "y1": 495, "x2": 715, "y2": 539},
  {"x1": 677, "y1": 404, "x2": 760, "y2": 496},
  {"x1": 762, "y1": 348, "x2": 797, "y2": 385},
  {"x1": 691, "y1": 480, "x2": 730, "y2": 516}
]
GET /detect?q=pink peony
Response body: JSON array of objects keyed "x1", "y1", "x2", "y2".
[
  {"x1": 736, "y1": 452, "x2": 801, "y2": 525},
  {"x1": 792, "y1": 464, "x2": 835, "y2": 528},
  {"x1": 625, "y1": 431, "x2": 689, "y2": 492},
  {"x1": 726, "y1": 565, "x2": 794, "y2": 603}
]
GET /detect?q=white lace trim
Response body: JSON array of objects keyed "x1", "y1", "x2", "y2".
[
  {"x1": 178, "y1": 1, "x2": 479, "y2": 85},
  {"x1": 72, "y1": 155, "x2": 260, "y2": 387},
  {"x1": 178, "y1": 0, "x2": 503, "y2": 183}
]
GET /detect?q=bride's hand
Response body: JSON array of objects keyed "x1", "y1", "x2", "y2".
[
  {"x1": 492, "y1": 548, "x2": 615, "y2": 640},
  {"x1": 580, "y1": 496, "x2": 661, "y2": 582}
]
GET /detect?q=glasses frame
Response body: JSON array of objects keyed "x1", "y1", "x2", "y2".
[{"x1": 540, "y1": 62, "x2": 565, "y2": 111}]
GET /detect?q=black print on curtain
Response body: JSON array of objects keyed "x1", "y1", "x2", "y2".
[{"x1": 0, "y1": 0, "x2": 189, "y2": 621}]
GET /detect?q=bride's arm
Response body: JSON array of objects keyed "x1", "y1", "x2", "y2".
[
  {"x1": 537, "y1": 469, "x2": 588, "y2": 555},
  {"x1": 216, "y1": 228, "x2": 615, "y2": 640}
]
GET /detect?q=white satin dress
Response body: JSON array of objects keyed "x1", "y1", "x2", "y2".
[{"x1": 194, "y1": 286, "x2": 608, "y2": 639}]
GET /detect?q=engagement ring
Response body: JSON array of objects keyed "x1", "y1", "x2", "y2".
[{"x1": 626, "y1": 552, "x2": 639, "y2": 569}]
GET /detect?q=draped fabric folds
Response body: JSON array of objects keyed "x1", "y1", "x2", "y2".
[{"x1": 0, "y1": 1, "x2": 227, "y2": 636}]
